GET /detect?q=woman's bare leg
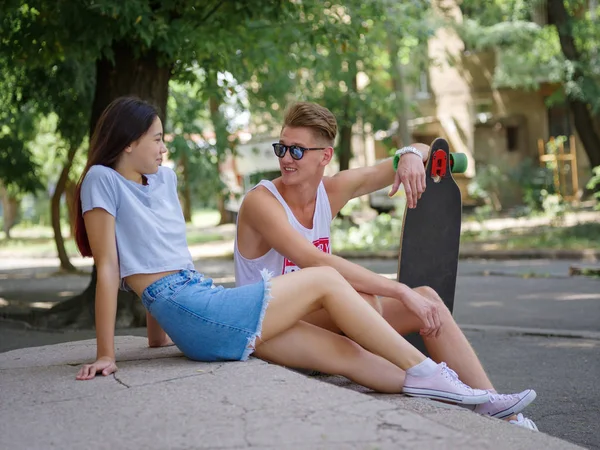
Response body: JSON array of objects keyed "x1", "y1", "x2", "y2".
[
  {"x1": 302, "y1": 293, "x2": 382, "y2": 333},
  {"x1": 254, "y1": 321, "x2": 404, "y2": 393},
  {"x1": 260, "y1": 267, "x2": 426, "y2": 370},
  {"x1": 258, "y1": 267, "x2": 489, "y2": 405},
  {"x1": 300, "y1": 286, "x2": 493, "y2": 390}
]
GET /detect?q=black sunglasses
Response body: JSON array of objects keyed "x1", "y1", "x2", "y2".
[{"x1": 272, "y1": 143, "x2": 326, "y2": 160}]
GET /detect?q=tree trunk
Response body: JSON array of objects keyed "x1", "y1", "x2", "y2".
[
  {"x1": 337, "y1": 62, "x2": 358, "y2": 172},
  {"x1": 387, "y1": 32, "x2": 412, "y2": 148},
  {"x1": 51, "y1": 145, "x2": 78, "y2": 272},
  {"x1": 216, "y1": 194, "x2": 235, "y2": 224},
  {"x1": 89, "y1": 42, "x2": 171, "y2": 135},
  {"x1": 338, "y1": 123, "x2": 352, "y2": 172},
  {"x1": 45, "y1": 41, "x2": 173, "y2": 329},
  {"x1": 34, "y1": 267, "x2": 146, "y2": 329},
  {"x1": 209, "y1": 88, "x2": 235, "y2": 225},
  {"x1": 1, "y1": 187, "x2": 19, "y2": 239},
  {"x1": 65, "y1": 179, "x2": 77, "y2": 238},
  {"x1": 179, "y1": 152, "x2": 192, "y2": 222},
  {"x1": 548, "y1": 0, "x2": 600, "y2": 169}
]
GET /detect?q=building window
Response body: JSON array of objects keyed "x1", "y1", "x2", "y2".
[{"x1": 506, "y1": 126, "x2": 519, "y2": 152}]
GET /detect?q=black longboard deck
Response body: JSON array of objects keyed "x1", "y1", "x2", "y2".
[{"x1": 397, "y1": 138, "x2": 463, "y2": 353}]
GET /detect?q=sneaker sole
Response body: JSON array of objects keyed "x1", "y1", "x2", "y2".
[
  {"x1": 509, "y1": 415, "x2": 539, "y2": 431},
  {"x1": 402, "y1": 387, "x2": 490, "y2": 405},
  {"x1": 493, "y1": 390, "x2": 537, "y2": 419}
]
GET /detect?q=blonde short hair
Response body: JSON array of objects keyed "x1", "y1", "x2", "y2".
[{"x1": 283, "y1": 102, "x2": 337, "y2": 146}]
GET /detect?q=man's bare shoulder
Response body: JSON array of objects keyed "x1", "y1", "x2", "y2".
[
  {"x1": 239, "y1": 186, "x2": 285, "y2": 223},
  {"x1": 242, "y1": 185, "x2": 273, "y2": 206},
  {"x1": 322, "y1": 174, "x2": 338, "y2": 191}
]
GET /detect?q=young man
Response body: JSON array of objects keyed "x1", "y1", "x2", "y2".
[{"x1": 234, "y1": 102, "x2": 538, "y2": 430}]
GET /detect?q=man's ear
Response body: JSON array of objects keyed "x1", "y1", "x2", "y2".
[{"x1": 321, "y1": 146, "x2": 334, "y2": 166}]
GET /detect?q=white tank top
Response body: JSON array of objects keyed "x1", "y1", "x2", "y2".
[{"x1": 234, "y1": 179, "x2": 332, "y2": 286}]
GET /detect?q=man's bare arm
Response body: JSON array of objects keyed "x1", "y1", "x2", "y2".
[
  {"x1": 242, "y1": 189, "x2": 442, "y2": 335},
  {"x1": 244, "y1": 189, "x2": 408, "y2": 298},
  {"x1": 326, "y1": 143, "x2": 430, "y2": 215}
]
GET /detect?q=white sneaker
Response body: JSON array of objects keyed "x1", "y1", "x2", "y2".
[
  {"x1": 473, "y1": 389, "x2": 537, "y2": 419},
  {"x1": 509, "y1": 413, "x2": 539, "y2": 431},
  {"x1": 403, "y1": 362, "x2": 490, "y2": 405}
]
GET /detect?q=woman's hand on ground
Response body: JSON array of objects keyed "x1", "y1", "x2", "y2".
[{"x1": 76, "y1": 356, "x2": 117, "y2": 380}]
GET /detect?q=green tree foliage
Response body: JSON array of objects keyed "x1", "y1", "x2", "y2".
[
  {"x1": 457, "y1": 0, "x2": 600, "y2": 168},
  {"x1": 0, "y1": 0, "x2": 305, "y2": 327},
  {"x1": 1, "y1": 0, "x2": 438, "y2": 326},
  {"x1": 237, "y1": 1, "x2": 433, "y2": 168},
  {"x1": 167, "y1": 77, "x2": 224, "y2": 215},
  {"x1": 587, "y1": 166, "x2": 600, "y2": 206},
  {"x1": 0, "y1": 58, "x2": 42, "y2": 194},
  {"x1": 1, "y1": 0, "x2": 294, "y2": 168}
]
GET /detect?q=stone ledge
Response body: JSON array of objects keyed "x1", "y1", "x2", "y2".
[{"x1": 0, "y1": 336, "x2": 584, "y2": 450}]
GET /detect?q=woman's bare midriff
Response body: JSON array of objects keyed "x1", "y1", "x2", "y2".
[{"x1": 125, "y1": 270, "x2": 181, "y2": 298}]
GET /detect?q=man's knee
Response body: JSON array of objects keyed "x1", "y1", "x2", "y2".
[
  {"x1": 413, "y1": 285, "x2": 438, "y2": 300},
  {"x1": 358, "y1": 292, "x2": 383, "y2": 315},
  {"x1": 414, "y1": 286, "x2": 451, "y2": 314}
]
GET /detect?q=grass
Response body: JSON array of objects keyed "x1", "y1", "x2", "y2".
[
  {"x1": 0, "y1": 209, "x2": 228, "y2": 257},
  {"x1": 0, "y1": 234, "x2": 80, "y2": 257},
  {"x1": 186, "y1": 231, "x2": 227, "y2": 245},
  {"x1": 461, "y1": 222, "x2": 600, "y2": 250},
  {"x1": 191, "y1": 209, "x2": 221, "y2": 228},
  {"x1": 2, "y1": 210, "x2": 598, "y2": 257},
  {"x1": 331, "y1": 218, "x2": 600, "y2": 253}
]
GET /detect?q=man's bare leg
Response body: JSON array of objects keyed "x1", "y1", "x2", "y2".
[
  {"x1": 380, "y1": 287, "x2": 494, "y2": 390},
  {"x1": 381, "y1": 288, "x2": 538, "y2": 422}
]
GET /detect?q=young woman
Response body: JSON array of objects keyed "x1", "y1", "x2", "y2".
[{"x1": 73, "y1": 96, "x2": 490, "y2": 407}]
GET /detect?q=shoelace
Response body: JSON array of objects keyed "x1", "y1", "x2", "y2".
[
  {"x1": 487, "y1": 392, "x2": 518, "y2": 404},
  {"x1": 440, "y1": 363, "x2": 473, "y2": 392}
]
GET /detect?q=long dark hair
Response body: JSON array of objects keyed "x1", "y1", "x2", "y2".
[{"x1": 75, "y1": 97, "x2": 158, "y2": 257}]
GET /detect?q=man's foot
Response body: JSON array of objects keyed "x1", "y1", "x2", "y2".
[
  {"x1": 509, "y1": 413, "x2": 539, "y2": 431},
  {"x1": 473, "y1": 389, "x2": 537, "y2": 419},
  {"x1": 402, "y1": 362, "x2": 490, "y2": 405}
]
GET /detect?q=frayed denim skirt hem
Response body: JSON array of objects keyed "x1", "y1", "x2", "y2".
[{"x1": 141, "y1": 269, "x2": 273, "y2": 362}]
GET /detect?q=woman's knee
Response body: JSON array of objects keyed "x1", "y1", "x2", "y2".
[{"x1": 309, "y1": 266, "x2": 346, "y2": 291}]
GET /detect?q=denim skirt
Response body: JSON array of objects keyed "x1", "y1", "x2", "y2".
[{"x1": 141, "y1": 269, "x2": 272, "y2": 361}]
